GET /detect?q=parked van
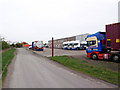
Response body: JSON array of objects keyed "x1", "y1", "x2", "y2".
[
  {"x1": 63, "y1": 40, "x2": 87, "y2": 50},
  {"x1": 71, "y1": 40, "x2": 81, "y2": 50},
  {"x1": 80, "y1": 41, "x2": 87, "y2": 50},
  {"x1": 63, "y1": 41, "x2": 69, "y2": 49},
  {"x1": 68, "y1": 41, "x2": 74, "y2": 50}
]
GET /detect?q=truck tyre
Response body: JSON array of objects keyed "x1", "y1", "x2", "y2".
[
  {"x1": 91, "y1": 53, "x2": 98, "y2": 60},
  {"x1": 111, "y1": 54, "x2": 120, "y2": 62}
]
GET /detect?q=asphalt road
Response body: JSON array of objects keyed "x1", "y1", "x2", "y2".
[{"x1": 3, "y1": 48, "x2": 117, "y2": 88}]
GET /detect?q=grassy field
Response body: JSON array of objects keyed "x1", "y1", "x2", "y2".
[
  {"x1": 49, "y1": 55, "x2": 120, "y2": 85},
  {"x1": 1, "y1": 48, "x2": 16, "y2": 80}
]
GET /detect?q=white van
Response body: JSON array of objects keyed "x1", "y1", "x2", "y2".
[
  {"x1": 62, "y1": 40, "x2": 87, "y2": 50},
  {"x1": 80, "y1": 41, "x2": 87, "y2": 50},
  {"x1": 72, "y1": 40, "x2": 81, "y2": 50},
  {"x1": 63, "y1": 41, "x2": 69, "y2": 49},
  {"x1": 63, "y1": 41, "x2": 81, "y2": 50},
  {"x1": 67, "y1": 41, "x2": 74, "y2": 50}
]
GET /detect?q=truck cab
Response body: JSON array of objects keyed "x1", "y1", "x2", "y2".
[
  {"x1": 86, "y1": 23, "x2": 120, "y2": 62},
  {"x1": 86, "y1": 32, "x2": 111, "y2": 60},
  {"x1": 86, "y1": 32, "x2": 106, "y2": 54}
]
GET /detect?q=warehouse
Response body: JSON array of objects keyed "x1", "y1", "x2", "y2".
[{"x1": 48, "y1": 33, "x2": 89, "y2": 49}]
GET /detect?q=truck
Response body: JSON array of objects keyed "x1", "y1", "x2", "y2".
[
  {"x1": 86, "y1": 23, "x2": 120, "y2": 62},
  {"x1": 32, "y1": 41, "x2": 44, "y2": 51}
]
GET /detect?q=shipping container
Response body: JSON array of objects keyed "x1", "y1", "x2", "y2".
[
  {"x1": 106, "y1": 23, "x2": 120, "y2": 51},
  {"x1": 118, "y1": 1, "x2": 120, "y2": 22}
]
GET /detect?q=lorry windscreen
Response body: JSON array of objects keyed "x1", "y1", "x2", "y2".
[{"x1": 87, "y1": 40, "x2": 96, "y2": 47}]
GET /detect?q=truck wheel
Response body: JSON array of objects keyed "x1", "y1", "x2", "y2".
[
  {"x1": 91, "y1": 53, "x2": 98, "y2": 60},
  {"x1": 111, "y1": 55, "x2": 120, "y2": 62}
]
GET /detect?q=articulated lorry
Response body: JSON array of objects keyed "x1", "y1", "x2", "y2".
[
  {"x1": 32, "y1": 41, "x2": 44, "y2": 51},
  {"x1": 86, "y1": 23, "x2": 120, "y2": 62}
]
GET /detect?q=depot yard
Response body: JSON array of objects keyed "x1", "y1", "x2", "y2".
[
  {"x1": 33, "y1": 48, "x2": 86, "y2": 57},
  {"x1": 33, "y1": 48, "x2": 120, "y2": 85},
  {"x1": 34, "y1": 48, "x2": 119, "y2": 71}
]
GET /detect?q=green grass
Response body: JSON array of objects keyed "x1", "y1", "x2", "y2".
[
  {"x1": 0, "y1": 78, "x2": 2, "y2": 89},
  {"x1": 0, "y1": 53, "x2": 1, "y2": 74},
  {"x1": 49, "y1": 55, "x2": 120, "y2": 85},
  {"x1": 0, "y1": 48, "x2": 16, "y2": 80},
  {"x1": 2, "y1": 48, "x2": 16, "y2": 70},
  {"x1": 2, "y1": 67, "x2": 7, "y2": 80}
]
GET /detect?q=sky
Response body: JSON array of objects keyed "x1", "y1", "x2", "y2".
[{"x1": 0, "y1": 0, "x2": 119, "y2": 44}]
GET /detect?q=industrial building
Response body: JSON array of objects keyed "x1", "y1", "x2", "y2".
[{"x1": 48, "y1": 33, "x2": 89, "y2": 49}]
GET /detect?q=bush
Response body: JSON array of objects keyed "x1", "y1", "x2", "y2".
[
  {"x1": 10, "y1": 43, "x2": 15, "y2": 47},
  {"x1": 15, "y1": 43, "x2": 23, "y2": 48},
  {"x1": 0, "y1": 41, "x2": 10, "y2": 50}
]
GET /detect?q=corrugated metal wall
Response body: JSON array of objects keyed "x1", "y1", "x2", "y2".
[
  {"x1": 106, "y1": 23, "x2": 120, "y2": 50},
  {"x1": 76, "y1": 34, "x2": 89, "y2": 42},
  {"x1": 118, "y1": 1, "x2": 120, "y2": 22}
]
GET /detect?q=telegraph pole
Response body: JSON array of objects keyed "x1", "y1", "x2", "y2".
[{"x1": 52, "y1": 37, "x2": 54, "y2": 57}]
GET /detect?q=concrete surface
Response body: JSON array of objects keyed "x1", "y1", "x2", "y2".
[
  {"x1": 34, "y1": 48, "x2": 119, "y2": 71},
  {"x1": 33, "y1": 48, "x2": 86, "y2": 57},
  {"x1": 3, "y1": 48, "x2": 117, "y2": 88}
]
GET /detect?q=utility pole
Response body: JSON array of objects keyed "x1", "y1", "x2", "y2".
[{"x1": 52, "y1": 37, "x2": 54, "y2": 57}]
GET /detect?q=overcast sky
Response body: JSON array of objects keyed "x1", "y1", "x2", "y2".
[{"x1": 0, "y1": 0, "x2": 119, "y2": 44}]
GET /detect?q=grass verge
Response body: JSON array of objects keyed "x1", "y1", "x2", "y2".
[
  {"x1": 0, "y1": 78, "x2": 2, "y2": 89},
  {"x1": 49, "y1": 55, "x2": 120, "y2": 85},
  {"x1": 1, "y1": 48, "x2": 16, "y2": 80}
]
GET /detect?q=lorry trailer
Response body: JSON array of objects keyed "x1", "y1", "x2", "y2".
[
  {"x1": 32, "y1": 41, "x2": 44, "y2": 51},
  {"x1": 86, "y1": 23, "x2": 120, "y2": 62}
]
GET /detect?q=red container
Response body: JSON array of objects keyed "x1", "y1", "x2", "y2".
[
  {"x1": 23, "y1": 44, "x2": 30, "y2": 48},
  {"x1": 106, "y1": 23, "x2": 120, "y2": 51}
]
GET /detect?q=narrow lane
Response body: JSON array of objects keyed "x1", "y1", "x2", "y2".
[{"x1": 3, "y1": 48, "x2": 117, "y2": 88}]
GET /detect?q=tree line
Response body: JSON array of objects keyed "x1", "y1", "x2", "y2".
[{"x1": 0, "y1": 41, "x2": 23, "y2": 50}]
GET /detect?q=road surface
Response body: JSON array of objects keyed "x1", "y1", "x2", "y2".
[{"x1": 3, "y1": 48, "x2": 117, "y2": 88}]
